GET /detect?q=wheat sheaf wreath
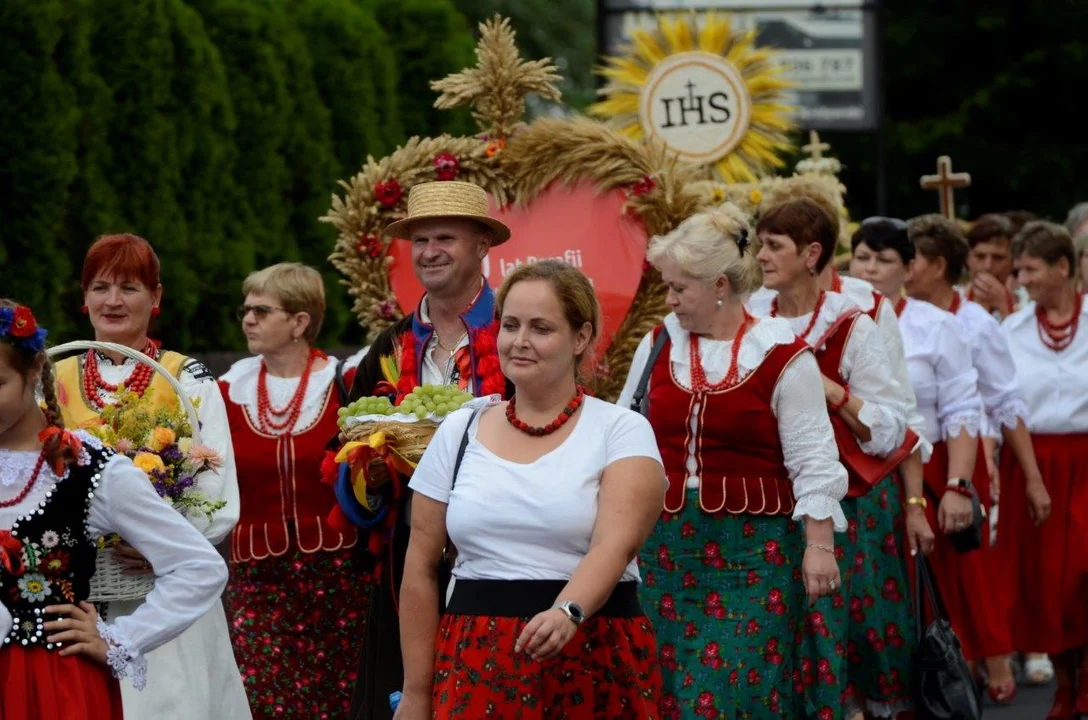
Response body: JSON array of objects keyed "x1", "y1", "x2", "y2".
[{"x1": 323, "y1": 15, "x2": 704, "y2": 401}]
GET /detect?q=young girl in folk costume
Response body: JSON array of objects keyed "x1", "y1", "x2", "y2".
[
  {"x1": 748, "y1": 199, "x2": 917, "y2": 720},
  {"x1": 0, "y1": 300, "x2": 228, "y2": 718},
  {"x1": 620, "y1": 205, "x2": 846, "y2": 720},
  {"x1": 1001, "y1": 222, "x2": 1086, "y2": 720},
  {"x1": 53, "y1": 233, "x2": 248, "y2": 719}
]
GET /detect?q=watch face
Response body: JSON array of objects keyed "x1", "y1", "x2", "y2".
[{"x1": 567, "y1": 603, "x2": 585, "y2": 621}]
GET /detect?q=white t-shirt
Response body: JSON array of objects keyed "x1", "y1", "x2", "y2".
[{"x1": 409, "y1": 396, "x2": 664, "y2": 583}]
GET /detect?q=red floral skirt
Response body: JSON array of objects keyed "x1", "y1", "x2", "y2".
[
  {"x1": 433, "y1": 612, "x2": 661, "y2": 719},
  {"x1": 227, "y1": 547, "x2": 370, "y2": 718},
  {"x1": 0, "y1": 646, "x2": 122, "y2": 719},
  {"x1": 999, "y1": 433, "x2": 1088, "y2": 655},
  {"x1": 914, "y1": 439, "x2": 1011, "y2": 660}
]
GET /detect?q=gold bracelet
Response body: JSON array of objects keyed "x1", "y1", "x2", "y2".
[
  {"x1": 905, "y1": 496, "x2": 928, "y2": 509},
  {"x1": 806, "y1": 543, "x2": 835, "y2": 556}
]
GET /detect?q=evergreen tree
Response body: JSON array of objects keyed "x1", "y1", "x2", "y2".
[
  {"x1": 0, "y1": 0, "x2": 80, "y2": 334},
  {"x1": 362, "y1": 0, "x2": 478, "y2": 139}
]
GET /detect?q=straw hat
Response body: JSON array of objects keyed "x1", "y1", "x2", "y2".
[{"x1": 383, "y1": 181, "x2": 511, "y2": 245}]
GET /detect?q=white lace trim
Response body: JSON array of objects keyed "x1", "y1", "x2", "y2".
[
  {"x1": 991, "y1": 399, "x2": 1029, "y2": 432},
  {"x1": 97, "y1": 617, "x2": 147, "y2": 691},
  {"x1": 662, "y1": 312, "x2": 799, "y2": 387},
  {"x1": 941, "y1": 413, "x2": 981, "y2": 440},
  {"x1": 0, "y1": 450, "x2": 38, "y2": 488},
  {"x1": 221, "y1": 354, "x2": 358, "y2": 432}
]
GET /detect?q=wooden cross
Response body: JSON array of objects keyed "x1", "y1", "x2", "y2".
[
  {"x1": 802, "y1": 130, "x2": 831, "y2": 162},
  {"x1": 920, "y1": 155, "x2": 971, "y2": 220}
]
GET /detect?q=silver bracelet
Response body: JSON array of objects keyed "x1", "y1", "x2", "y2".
[{"x1": 806, "y1": 543, "x2": 836, "y2": 556}]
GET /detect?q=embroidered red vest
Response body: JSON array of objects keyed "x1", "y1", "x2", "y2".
[
  {"x1": 646, "y1": 327, "x2": 808, "y2": 516},
  {"x1": 221, "y1": 376, "x2": 358, "y2": 563}
]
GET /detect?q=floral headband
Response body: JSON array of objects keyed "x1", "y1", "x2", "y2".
[{"x1": 0, "y1": 305, "x2": 48, "y2": 354}]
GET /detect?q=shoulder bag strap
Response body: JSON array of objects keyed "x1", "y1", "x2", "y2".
[
  {"x1": 333, "y1": 357, "x2": 349, "y2": 406},
  {"x1": 631, "y1": 329, "x2": 670, "y2": 416},
  {"x1": 444, "y1": 407, "x2": 482, "y2": 565}
]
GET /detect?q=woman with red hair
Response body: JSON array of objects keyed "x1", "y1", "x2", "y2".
[{"x1": 54, "y1": 234, "x2": 250, "y2": 718}]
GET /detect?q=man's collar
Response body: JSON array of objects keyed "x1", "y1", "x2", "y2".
[{"x1": 414, "y1": 278, "x2": 494, "y2": 333}]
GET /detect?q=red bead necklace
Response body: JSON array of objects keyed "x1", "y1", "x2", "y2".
[
  {"x1": 771, "y1": 290, "x2": 826, "y2": 345},
  {"x1": 0, "y1": 450, "x2": 47, "y2": 508},
  {"x1": 256, "y1": 349, "x2": 320, "y2": 434},
  {"x1": 1036, "y1": 292, "x2": 1082, "y2": 352},
  {"x1": 505, "y1": 386, "x2": 585, "y2": 437},
  {"x1": 947, "y1": 293, "x2": 962, "y2": 315},
  {"x1": 82, "y1": 339, "x2": 161, "y2": 409},
  {"x1": 829, "y1": 269, "x2": 843, "y2": 293},
  {"x1": 689, "y1": 311, "x2": 752, "y2": 392}
]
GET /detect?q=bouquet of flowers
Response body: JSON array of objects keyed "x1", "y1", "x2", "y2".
[{"x1": 85, "y1": 388, "x2": 227, "y2": 532}]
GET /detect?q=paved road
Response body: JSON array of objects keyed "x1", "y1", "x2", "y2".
[{"x1": 985, "y1": 680, "x2": 1054, "y2": 719}]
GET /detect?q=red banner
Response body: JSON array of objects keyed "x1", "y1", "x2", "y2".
[{"x1": 388, "y1": 180, "x2": 649, "y2": 355}]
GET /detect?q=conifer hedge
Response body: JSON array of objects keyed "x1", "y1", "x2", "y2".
[{"x1": 0, "y1": 0, "x2": 475, "y2": 351}]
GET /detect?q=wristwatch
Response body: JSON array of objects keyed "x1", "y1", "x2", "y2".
[{"x1": 553, "y1": 601, "x2": 585, "y2": 625}]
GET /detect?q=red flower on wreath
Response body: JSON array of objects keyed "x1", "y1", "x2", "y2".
[
  {"x1": 632, "y1": 175, "x2": 657, "y2": 197},
  {"x1": 356, "y1": 234, "x2": 383, "y2": 259},
  {"x1": 433, "y1": 153, "x2": 460, "y2": 181},
  {"x1": 375, "y1": 179, "x2": 403, "y2": 207},
  {"x1": 375, "y1": 299, "x2": 399, "y2": 322},
  {"x1": 484, "y1": 139, "x2": 506, "y2": 158},
  {"x1": 11, "y1": 306, "x2": 37, "y2": 338}
]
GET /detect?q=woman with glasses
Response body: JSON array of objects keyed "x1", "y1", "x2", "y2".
[
  {"x1": 54, "y1": 233, "x2": 250, "y2": 719},
  {"x1": 219, "y1": 262, "x2": 367, "y2": 717}
]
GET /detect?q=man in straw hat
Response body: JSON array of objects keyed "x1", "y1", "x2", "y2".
[{"x1": 344, "y1": 180, "x2": 512, "y2": 720}]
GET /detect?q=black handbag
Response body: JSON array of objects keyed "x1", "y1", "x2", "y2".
[
  {"x1": 437, "y1": 408, "x2": 481, "y2": 613},
  {"x1": 911, "y1": 557, "x2": 982, "y2": 720},
  {"x1": 947, "y1": 488, "x2": 985, "y2": 554}
]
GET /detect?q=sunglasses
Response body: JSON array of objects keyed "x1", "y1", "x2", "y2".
[
  {"x1": 861, "y1": 216, "x2": 909, "y2": 230},
  {"x1": 236, "y1": 304, "x2": 290, "y2": 321}
]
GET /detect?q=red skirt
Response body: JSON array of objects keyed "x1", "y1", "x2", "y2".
[
  {"x1": 913, "y1": 439, "x2": 1012, "y2": 660},
  {"x1": 433, "y1": 613, "x2": 662, "y2": 719},
  {"x1": 0, "y1": 646, "x2": 122, "y2": 719},
  {"x1": 999, "y1": 433, "x2": 1088, "y2": 655}
]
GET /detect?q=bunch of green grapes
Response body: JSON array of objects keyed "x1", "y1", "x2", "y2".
[
  {"x1": 397, "y1": 384, "x2": 475, "y2": 420},
  {"x1": 337, "y1": 395, "x2": 394, "y2": 427}
]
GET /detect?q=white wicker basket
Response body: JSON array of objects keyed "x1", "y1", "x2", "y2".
[{"x1": 47, "y1": 341, "x2": 202, "y2": 602}]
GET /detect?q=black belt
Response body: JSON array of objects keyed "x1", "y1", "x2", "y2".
[{"x1": 445, "y1": 580, "x2": 644, "y2": 618}]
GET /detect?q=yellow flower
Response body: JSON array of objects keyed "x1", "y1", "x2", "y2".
[
  {"x1": 150, "y1": 427, "x2": 176, "y2": 451},
  {"x1": 749, "y1": 189, "x2": 763, "y2": 206},
  {"x1": 712, "y1": 187, "x2": 725, "y2": 203},
  {"x1": 133, "y1": 452, "x2": 166, "y2": 476}
]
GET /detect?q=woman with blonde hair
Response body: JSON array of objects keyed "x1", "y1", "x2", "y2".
[
  {"x1": 619, "y1": 203, "x2": 846, "y2": 719},
  {"x1": 396, "y1": 260, "x2": 665, "y2": 719},
  {"x1": 219, "y1": 262, "x2": 367, "y2": 717}
]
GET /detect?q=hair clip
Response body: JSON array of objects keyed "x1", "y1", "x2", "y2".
[{"x1": 736, "y1": 228, "x2": 750, "y2": 254}]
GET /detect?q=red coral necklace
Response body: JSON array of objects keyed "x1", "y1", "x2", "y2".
[
  {"x1": 83, "y1": 339, "x2": 161, "y2": 409},
  {"x1": 256, "y1": 349, "x2": 320, "y2": 434},
  {"x1": 689, "y1": 311, "x2": 752, "y2": 392},
  {"x1": 771, "y1": 290, "x2": 826, "y2": 344},
  {"x1": 506, "y1": 386, "x2": 586, "y2": 437},
  {"x1": 1036, "y1": 292, "x2": 1082, "y2": 352},
  {"x1": 0, "y1": 450, "x2": 47, "y2": 508}
]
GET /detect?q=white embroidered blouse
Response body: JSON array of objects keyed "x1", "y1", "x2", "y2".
[
  {"x1": 897, "y1": 298, "x2": 982, "y2": 456},
  {"x1": 618, "y1": 313, "x2": 848, "y2": 531},
  {"x1": 746, "y1": 290, "x2": 910, "y2": 460},
  {"x1": 0, "y1": 435, "x2": 228, "y2": 689}
]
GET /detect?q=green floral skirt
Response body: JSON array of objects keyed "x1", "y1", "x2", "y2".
[
  {"x1": 809, "y1": 475, "x2": 915, "y2": 718},
  {"x1": 639, "y1": 489, "x2": 841, "y2": 720}
]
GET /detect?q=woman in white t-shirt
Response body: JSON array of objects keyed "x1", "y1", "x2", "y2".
[{"x1": 395, "y1": 260, "x2": 666, "y2": 720}]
